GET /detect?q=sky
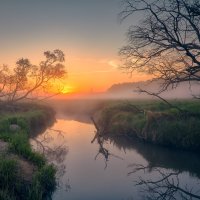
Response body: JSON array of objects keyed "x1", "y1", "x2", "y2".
[{"x1": 0, "y1": 0, "x2": 149, "y2": 94}]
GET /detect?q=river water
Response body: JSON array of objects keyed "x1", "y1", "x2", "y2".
[{"x1": 32, "y1": 105, "x2": 200, "y2": 200}]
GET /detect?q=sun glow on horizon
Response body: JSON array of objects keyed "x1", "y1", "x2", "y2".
[{"x1": 61, "y1": 85, "x2": 75, "y2": 94}]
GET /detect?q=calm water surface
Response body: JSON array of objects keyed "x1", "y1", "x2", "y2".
[{"x1": 32, "y1": 112, "x2": 200, "y2": 200}]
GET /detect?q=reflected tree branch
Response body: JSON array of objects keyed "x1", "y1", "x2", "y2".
[
  {"x1": 31, "y1": 128, "x2": 70, "y2": 190},
  {"x1": 128, "y1": 164, "x2": 200, "y2": 200}
]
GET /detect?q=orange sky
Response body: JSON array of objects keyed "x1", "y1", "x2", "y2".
[
  {"x1": 0, "y1": 1, "x2": 151, "y2": 95},
  {"x1": 64, "y1": 54, "x2": 151, "y2": 94},
  {"x1": 0, "y1": 50, "x2": 151, "y2": 95}
]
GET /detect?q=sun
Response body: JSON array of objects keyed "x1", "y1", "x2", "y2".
[{"x1": 61, "y1": 85, "x2": 74, "y2": 94}]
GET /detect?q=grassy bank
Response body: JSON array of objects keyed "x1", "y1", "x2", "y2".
[
  {"x1": 95, "y1": 100, "x2": 200, "y2": 151},
  {"x1": 0, "y1": 103, "x2": 56, "y2": 200}
]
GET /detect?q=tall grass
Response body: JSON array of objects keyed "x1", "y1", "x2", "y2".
[
  {"x1": 97, "y1": 100, "x2": 200, "y2": 151},
  {"x1": 0, "y1": 103, "x2": 56, "y2": 200}
]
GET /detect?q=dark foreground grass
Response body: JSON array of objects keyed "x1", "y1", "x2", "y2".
[
  {"x1": 0, "y1": 103, "x2": 56, "y2": 200},
  {"x1": 96, "y1": 100, "x2": 200, "y2": 151}
]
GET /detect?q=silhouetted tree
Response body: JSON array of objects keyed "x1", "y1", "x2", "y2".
[
  {"x1": 120, "y1": 0, "x2": 200, "y2": 96},
  {"x1": 0, "y1": 49, "x2": 66, "y2": 103}
]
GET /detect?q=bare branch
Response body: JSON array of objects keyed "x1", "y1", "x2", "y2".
[
  {"x1": 0, "y1": 49, "x2": 67, "y2": 103},
  {"x1": 120, "y1": 0, "x2": 200, "y2": 95}
]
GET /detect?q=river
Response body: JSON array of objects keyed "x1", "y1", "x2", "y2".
[{"x1": 32, "y1": 100, "x2": 200, "y2": 200}]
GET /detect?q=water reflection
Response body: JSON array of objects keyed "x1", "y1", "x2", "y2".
[
  {"x1": 32, "y1": 111, "x2": 200, "y2": 200},
  {"x1": 31, "y1": 128, "x2": 69, "y2": 188},
  {"x1": 92, "y1": 134, "x2": 200, "y2": 199},
  {"x1": 90, "y1": 131, "x2": 200, "y2": 200},
  {"x1": 98, "y1": 135, "x2": 200, "y2": 178},
  {"x1": 128, "y1": 164, "x2": 200, "y2": 200}
]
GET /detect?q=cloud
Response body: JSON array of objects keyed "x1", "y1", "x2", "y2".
[
  {"x1": 69, "y1": 57, "x2": 120, "y2": 76},
  {"x1": 108, "y1": 60, "x2": 119, "y2": 69},
  {"x1": 98, "y1": 59, "x2": 120, "y2": 69}
]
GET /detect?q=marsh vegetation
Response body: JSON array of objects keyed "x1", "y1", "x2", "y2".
[
  {"x1": 0, "y1": 103, "x2": 57, "y2": 200},
  {"x1": 94, "y1": 100, "x2": 200, "y2": 151}
]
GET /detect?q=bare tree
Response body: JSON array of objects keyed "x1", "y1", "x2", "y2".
[
  {"x1": 120, "y1": 0, "x2": 200, "y2": 95},
  {"x1": 0, "y1": 49, "x2": 67, "y2": 103}
]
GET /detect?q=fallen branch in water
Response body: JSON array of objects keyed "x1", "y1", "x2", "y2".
[
  {"x1": 91, "y1": 116, "x2": 123, "y2": 169},
  {"x1": 90, "y1": 116, "x2": 99, "y2": 132},
  {"x1": 90, "y1": 116, "x2": 102, "y2": 143}
]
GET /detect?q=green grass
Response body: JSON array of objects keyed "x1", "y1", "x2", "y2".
[
  {"x1": 0, "y1": 157, "x2": 18, "y2": 188},
  {"x1": 29, "y1": 165, "x2": 56, "y2": 200},
  {"x1": 0, "y1": 156, "x2": 56, "y2": 200},
  {"x1": 97, "y1": 100, "x2": 200, "y2": 151},
  {"x1": 9, "y1": 133, "x2": 45, "y2": 167},
  {"x1": 0, "y1": 157, "x2": 20, "y2": 200},
  {"x1": 155, "y1": 117, "x2": 200, "y2": 149},
  {"x1": 0, "y1": 113, "x2": 47, "y2": 167},
  {"x1": 0, "y1": 103, "x2": 56, "y2": 200}
]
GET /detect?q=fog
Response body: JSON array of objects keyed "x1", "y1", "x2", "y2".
[
  {"x1": 47, "y1": 99, "x2": 109, "y2": 124},
  {"x1": 55, "y1": 80, "x2": 199, "y2": 101},
  {"x1": 106, "y1": 80, "x2": 200, "y2": 100},
  {"x1": 46, "y1": 80, "x2": 199, "y2": 121}
]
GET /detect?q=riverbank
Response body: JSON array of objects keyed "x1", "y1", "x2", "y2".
[
  {"x1": 0, "y1": 103, "x2": 56, "y2": 200},
  {"x1": 94, "y1": 100, "x2": 200, "y2": 152}
]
